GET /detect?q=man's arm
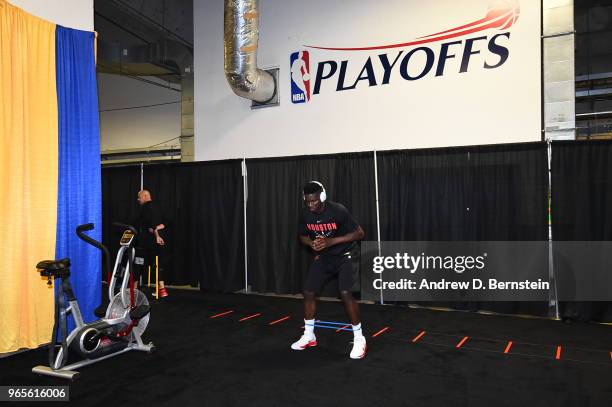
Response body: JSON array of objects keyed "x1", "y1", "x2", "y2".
[
  {"x1": 150, "y1": 223, "x2": 166, "y2": 245},
  {"x1": 312, "y1": 225, "x2": 364, "y2": 252},
  {"x1": 147, "y1": 204, "x2": 166, "y2": 245}
]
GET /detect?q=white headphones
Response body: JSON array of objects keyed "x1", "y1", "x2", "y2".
[{"x1": 305, "y1": 180, "x2": 327, "y2": 202}]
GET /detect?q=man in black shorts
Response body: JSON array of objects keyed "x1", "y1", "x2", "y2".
[
  {"x1": 291, "y1": 181, "x2": 367, "y2": 359},
  {"x1": 135, "y1": 189, "x2": 169, "y2": 297}
]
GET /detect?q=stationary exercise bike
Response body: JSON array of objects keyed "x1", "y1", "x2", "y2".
[{"x1": 33, "y1": 223, "x2": 154, "y2": 380}]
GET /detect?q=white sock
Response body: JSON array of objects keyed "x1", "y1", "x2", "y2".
[
  {"x1": 352, "y1": 323, "x2": 364, "y2": 340},
  {"x1": 304, "y1": 319, "x2": 315, "y2": 337}
]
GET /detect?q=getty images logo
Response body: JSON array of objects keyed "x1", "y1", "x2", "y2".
[
  {"x1": 290, "y1": 51, "x2": 311, "y2": 104},
  {"x1": 290, "y1": 0, "x2": 521, "y2": 104}
]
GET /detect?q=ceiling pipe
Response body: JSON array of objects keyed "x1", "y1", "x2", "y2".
[{"x1": 224, "y1": 0, "x2": 276, "y2": 103}]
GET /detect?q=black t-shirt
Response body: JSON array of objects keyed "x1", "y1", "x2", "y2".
[
  {"x1": 298, "y1": 201, "x2": 359, "y2": 257},
  {"x1": 136, "y1": 201, "x2": 164, "y2": 249}
]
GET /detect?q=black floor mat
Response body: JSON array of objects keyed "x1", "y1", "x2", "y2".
[{"x1": 1, "y1": 290, "x2": 611, "y2": 407}]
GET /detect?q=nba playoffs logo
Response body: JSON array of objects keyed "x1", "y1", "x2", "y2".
[
  {"x1": 289, "y1": 1, "x2": 522, "y2": 105},
  {"x1": 290, "y1": 51, "x2": 311, "y2": 103}
]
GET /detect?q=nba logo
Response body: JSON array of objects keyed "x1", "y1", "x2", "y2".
[{"x1": 290, "y1": 51, "x2": 311, "y2": 104}]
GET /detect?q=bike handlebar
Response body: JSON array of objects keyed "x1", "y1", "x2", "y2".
[{"x1": 75, "y1": 223, "x2": 111, "y2": 283}]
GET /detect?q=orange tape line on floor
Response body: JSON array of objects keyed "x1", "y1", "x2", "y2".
[
  {"x1": 210, "y1": 310, "x2": 234, "y2": 319},
  {"x1": 372, "y1": 327, "x2": 389, "y2": 338},
  {"x1": 456, "y1": 336, "x2": 469, "y2": 348},
  {"x1": 269, "y1": 316, "x2": 290, "y2": 325}
]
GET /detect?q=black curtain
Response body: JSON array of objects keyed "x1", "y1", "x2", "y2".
[
  {"x1": 246, "y1": 152, "x2": 376, "y2": 294},
  {"x1": 378, "y1": 142, "x2": 549, "y2": 315},
  {"x1": 378, "y1": 147, "x2": 473, "y2": 241},
  {"x1": 100, "y1": 142, "x2": 553, "y2": 317},
  {"x1": 173, "y1": 161, "x2": 245, "y2": 292},
  {"x1": 102, "y1": 161, "x2": 244, "y2": 291},
  {"x1": 552, "y1": 140, "x2": 612, "y2": 322},
  {"x1": 469, "y1": 144, "x2": 549, "y2": 241},
  {"x1": 101, "y1": 165, "x2": 142, "y2": 267}
]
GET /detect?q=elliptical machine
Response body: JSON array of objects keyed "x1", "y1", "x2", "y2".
[{"x1": 33, "y1": 222, "x2": 154, "y2": 380}]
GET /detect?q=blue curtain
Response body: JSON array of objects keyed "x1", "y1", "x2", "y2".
[{"x1": 55, "y1": 26, "x2": 102, "y2": 324}]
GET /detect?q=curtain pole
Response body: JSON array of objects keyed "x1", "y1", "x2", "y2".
[
  {"x1": 374, "y1": 150, "x2": 383, "y2": 305},
  {"x1": 242, "y1": 158, "x2": 249, "y2": 293},
  {"x1": 547, "y1": 141, "x2": 559, "y2": 319}
]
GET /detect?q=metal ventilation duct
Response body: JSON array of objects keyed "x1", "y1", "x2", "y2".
[{"x1": 224, "y1": 0, "x2": 276, "y2": 103}]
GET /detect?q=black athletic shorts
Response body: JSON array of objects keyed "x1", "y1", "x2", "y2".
[
  {"x1": 134, "y1": 247, "x2": 161, "y2": 282},
  {"x1": 304, "y1": 252, "x2": 358, "y2": 294}
]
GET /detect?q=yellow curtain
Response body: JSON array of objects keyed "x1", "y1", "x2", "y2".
[{"x1": 0, "y1": 0, "x2": 57, "y2": 353}]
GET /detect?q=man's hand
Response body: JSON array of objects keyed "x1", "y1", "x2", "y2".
[
  {"x1": 149, "y1": 224, "x2": 166, "y2": 246},
  {"x1": 311, "y1": 236, "x2": 333, "y2": 252}
]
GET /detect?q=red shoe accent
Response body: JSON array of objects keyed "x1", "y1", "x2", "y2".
[
  {"x1": 353, "y1": 345, "x2": 367, "y2": 359},
  {"x1": 300, "y1": 340, "x2": 317, "y2": 349},
  {"x1": 159, "y1": 287, "x2": 168, "y2": 298}
]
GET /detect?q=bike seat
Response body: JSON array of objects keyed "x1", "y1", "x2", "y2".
[{"x1": 36, "y1": 258, "x2": 71, "y2": 271}]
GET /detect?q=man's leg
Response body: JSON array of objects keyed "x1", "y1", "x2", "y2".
[
  {"x1": 132, "y1": 248, "x2": 147, "y2": 290},
  {"x1": 303, "y1": 290, "x2": 316, "y2": 321},
  {"x1": 156, "y1": 246, "x2": 168, "y2": 297},
  {"x1": 141, "y1": 248, "x2": 156, "y2": 293},
  {"x1": 340, "y1": 290, "x2": 360, "y2": 325},
  {"x1": 338, "y1": 259, "x2": 367, "y2": 359},
  {"x1": 291, "y1": 259, "x2": 325, "y2": 350}
]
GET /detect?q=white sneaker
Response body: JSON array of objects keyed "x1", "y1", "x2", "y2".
[
  {"x1": 350, "y1": 337, "x2": 367, "y2": 359},
  {"x1": 291, "y1": 334, "x2": 317, "y2": 350}
]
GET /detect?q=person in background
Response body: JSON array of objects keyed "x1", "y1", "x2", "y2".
[{"x1": 135, "y1": 189, "x2": 169, "y2": 298}]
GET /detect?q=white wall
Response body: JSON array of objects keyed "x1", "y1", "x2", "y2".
[
  {"x1": 8, "y1": 0, "x2": 93, "y2": 31},
  {"x1": 194, "y1": 0, "x2": 541, "y2": 161},
  {"x1": 98, "y1": 73, "x2": 181, "y2": 152}
]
